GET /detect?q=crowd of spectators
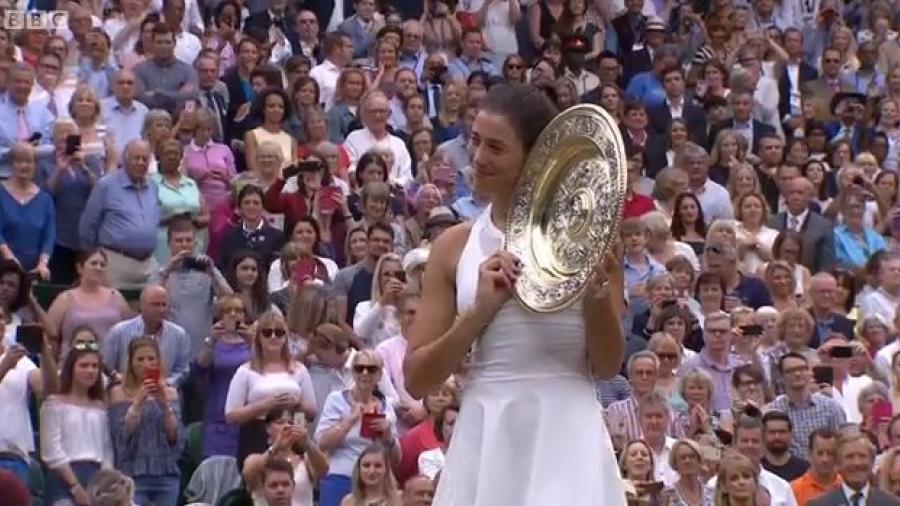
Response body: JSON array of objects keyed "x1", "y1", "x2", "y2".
[{"x1": 6, "y1": 0, "x2": 900, "y2": 505}]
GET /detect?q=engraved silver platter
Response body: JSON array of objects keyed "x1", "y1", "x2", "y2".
[{"x1": 505, "y1": 104, "x2": 627, "y2": 313}]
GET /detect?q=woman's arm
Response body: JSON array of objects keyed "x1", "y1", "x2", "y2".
[
  {"x1": 527, "y1": 3, "x2": 545, "y2": 49},
  {"x1": 194, "y1": 195, "x2": 211, "y2": 229},
  {"x1": 243, "y1": 130, "x2": 259, "y2": 174},
  {"x1": 508, "y1": 0, "x2": 522, "y2": 24},
  {"x1": 162, "y1": 389, "x2": 181, "y2": 444},
  {"x1": 44, "y1": 290, "x2": 71, "y2": 355},
  {"x1": 263, "y1": 178, "x2": 289, "y2": 214},
  {"x1": 583, "y1": 251, "x2": 627, "y2": 379},
  {"x1": 404, "y1": 226, "x2": 495, "y2": 398}
]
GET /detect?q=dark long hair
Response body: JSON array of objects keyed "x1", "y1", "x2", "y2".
[
  {"x1": 133, "y1": 14, "x2": 161, "y2": 55},
  {"x1": 59, "y1": 348, "x2": 105, "y2": 401},
  {"x1": 0, "y1": 259, "x2": 29, "y2": 312},
  {"x1": 670, "y1": 192, "x2": 708, "y2": 240},
  {"x1": 227, "y1": 251, "x2": 270, "y2": 320},
  {"x1": 479, "y1": 83, "x2": 558, "y2": 154}
]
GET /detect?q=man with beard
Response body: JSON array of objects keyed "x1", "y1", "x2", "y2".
[{"x1": 762, "y1": 411, "x2": 810, "y2": 481}]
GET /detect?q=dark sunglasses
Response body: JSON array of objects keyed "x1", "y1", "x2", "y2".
[
  {"x1": 73, "y1": 341, "x2": 100, "y2": 352},
  {"x1": 353, "y1": 364, "x2": 380, "y2": 374},
  {"x1": 260, "y1": 328, "x2": 287, "y2": 339}
]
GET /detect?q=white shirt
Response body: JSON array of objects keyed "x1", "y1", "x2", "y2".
[
  {"x1": 344, "y1": 128, "x2": 413, "y2": 186},
  {"x1": 327, "y1": 0, "x2": 345, "y2": 32},
  {"x1": 224, "y1": 363, "x2": 317, "y2": 419},
  {"x1": 858, "y1": 288, "x2": 900, "y2": 326},
  {"x1": 706, "y1": 468, "x2": 797, "y2": 506},
  {"x1": 353, "y1": 300, "x2": 401, "y2": 347},
  {"x1": 266, "y1": 256, "x2": 339, "y2": 293},
  {"x1": 841, "y1": 483, "x2": 869, "y2": 505},
  {"x1": 310, "y1": 59, "x2": 342, "y2": 112},
  {"x1": 786, "y1": 62, "x2": 802, "y2": 116},
  {"x1": 875, "y1": 340, "x2": 900, "y2": 386},
  {"x1": 786, "y1": 207, "x2": 810, "y2": 232},
  {"x1": 30, "y1": 82, "x2": 76, "y2": 120},
  {"x1": 418, "y1": 448, "x2": 446, "y2": 480},
  {"x1": 40, "y1": 397, "x2": 114, "y2": 469},
  {"x1": 0, "y1": 353, "x2": 37, "y2": 457},
  {"x1": 653, "y1": 437, "x2": 679, "y2": 487},
  {"x1": 691, "y1": 179, "x2": 734, "y2": 224},
  {"x1": 174, "y1": 31, "x2": 203, "y2": 66},
  {"x1": 667, "y1": 97, "x2": 684, "y2": 119},
  {"x1": 831, "y1": 374, "x2": 873, "y2": 424}
]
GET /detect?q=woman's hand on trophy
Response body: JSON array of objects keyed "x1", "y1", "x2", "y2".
[
  {"x1": 475, "y1": 251, "x2": 522, "y2": 316},
  {"x1": 585, "y1": 244, "x2": 623, "y2": 300}
]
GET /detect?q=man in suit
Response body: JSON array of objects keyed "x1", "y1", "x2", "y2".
[
  {"x1": 801, "y1": 47, "x2": 845, "y2": 123},
  {"x1": 245, "y1": 0, "x2": 293, "y2": 34},
  {"x1": 611, "y1": 0, "x2": 647, "y2": 61},
  {"x1": 292, "y1": 9, "x2": 324, "y2": 62},
  {"x1": 708, "y1": 90, "x2": 776, "y2": 155},
  {"x1": 826, "y1": 92, "x2": 873, "y2": 154},
  {"x1": 808, "y1": 430, "x2": 900, "y2": 506},
  {"x1": 646, "y1": 65, "x2": 707, "y2": 145},
  {"x1": 808, "y1": 273, "x2": 855, "y2": 348},
  {"x1": 777, "y1": 28, "x2": 818, "y2": 129},
  {"x1": 768, "y1": 177, "x2": 835, "y2": 274}
]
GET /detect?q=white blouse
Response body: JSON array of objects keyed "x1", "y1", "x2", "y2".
[
  {"x1": 224, "y1": 364, "x2": 317, "y2": 421},
  {"x1": 40, "y1": 397, "x2": 113, "y2": 469}
]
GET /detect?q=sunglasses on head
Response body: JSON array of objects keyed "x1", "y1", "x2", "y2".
[
  {"x1": 353, "y1": 364, "x2": 380, "y2": 374},
  {"x1": 260, "y1": 328, "x2": 287, "y2": 339},
  {"x1": 72, "y1": 341, "x2": 100, "y2": 352}
]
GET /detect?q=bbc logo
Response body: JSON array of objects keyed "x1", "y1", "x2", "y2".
[{"x1": 2, "y1": 10, "x2": 69, "y2": 30}]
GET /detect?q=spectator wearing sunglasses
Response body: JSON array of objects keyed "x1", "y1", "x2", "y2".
[
  {"x1": 225, "y1": 311, "x2": 318, "y2": 467},
  {"x1": 315, "y1": 349, "x2": 400, "y2": 506}
]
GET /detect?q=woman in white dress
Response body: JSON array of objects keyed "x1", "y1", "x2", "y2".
[{"x1": 405, "y1": 83, "x2": 627, "y2": 506}]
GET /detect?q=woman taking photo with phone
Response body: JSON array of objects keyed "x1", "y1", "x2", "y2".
[
  {"x1": 225, "y1": 311, "x2": 318, "y2": 466},
  {"x1": 315, "y1": 350, "x2": 400, "y2": 506},
  {"x1": 242, "y1": 407, "x2": 330, "y2": 506},
  {"x1": 192, "y1": 294, "x2": 253, "y2": 459},
  {"x1": 404, "y1": 83, "x2": 626, "y2": 505},
  {"x1": 40, "y1": 341, "x2": 112, "y2": 506},
  {"x1": 353, "y1": 254, "x2": 406, "y2": 347},
  {"x1": 108, "y1": 338, "x2": 183, "y2": 506}
]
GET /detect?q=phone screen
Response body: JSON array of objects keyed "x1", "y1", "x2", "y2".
[
  {"x1": 874, "y1": 400, "x2": 893, "y2": 424},
  {"x1": 813, "y1": 365, "x2": 834, "y2": 386},
  {"x1": 830, "y1": 346, "x2": 854, "y2": 358},
  {"x1": 145, "y1": 368, "x2": 161, "y2": 384},
  {"x1": 16, "y1": 325, "x2": 43, "y2": 354}
]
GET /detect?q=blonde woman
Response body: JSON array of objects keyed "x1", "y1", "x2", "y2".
[
  {"x1": 225, "y1": 311, "x2": 318, "y2": 466},
  {"x1": 643, "y1": 211, "x2": 700, "y2": 272},
  {"x1": 667, "y1": 439, "x2": 711, "y2": 506},
  {"x1": 709, "y1": 130, "x2": 747, "y2": 186},
  {"x1": 434, "y1": 82, "x2": 466, "y2": 144},
  {"x1": 679, "y1": 367, "x2": 731, "y2": 438},
  {"x1": 618, "y1": 440, "x2": 661, "y2": 502},
  {"x1": 734, "y1": 192, "x2": 777, "y2": 275},
  {"x1": 315, "y1": 350, "x2": 401, "y2": 506},
  {"x1": 353, "y1": 253, "x2": 406, "y2": 347},
  {"x1": 285, "y1": 284, "x2": 333, "y2": 357},
  {"x1": 68, "y1": 84, "x2": 116, "y2": 172},
  {"x1": 827, "y1": 25, "x2": 859, "y2": 73},
  {"x1": 141, "y1": 109, "x2": 174, "y2": 174},
  {"x1": 727, "y1": 164, "x2": 762, "y2": 204},
  {"x1": 341, "y1": 444, "x2": 402, "y2": 506},
  {"x1": 878, "y1": 446, "x2": 900, "y2": 497},
  {"x1": 647, "y1": 333, "x2": 686, "y2": 413},
  {"x1": 706, "y1": 220, "x2": 737, "y2": 248},
  {"x1": 763, "y1": 261, "x2": 799, "y2": 312},
  {"x1": 713, "y1": 451, "x2": 759, "y2": 506}
]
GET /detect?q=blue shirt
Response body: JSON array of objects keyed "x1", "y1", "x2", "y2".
[
  {"x1": 100, "y1": 98, "x2": 148, "y2": 155},
  {"x1": 78, "y1": 169, "x2": 160, "y2": 258},
  {"x1": 437, "y1": 134, "x2": 472, "y2": 199},
  {"x1": 77, "y1": 60, "x2": 118, "y2": 99},
  {"x1": 625, "y1": 71, "x2": 665, "y2": 107},
  {"x1": 623, "y1": 253, "x2": 667, "y2": 297},
  {"x1": 834, "y1": 224, "x2": 888, "y2": 271},
  {"x1": 35, "y1": 153, "x2": 104, "y2": 250},
  {"x1": 0, "y1": 185, "x2": 55, "y2": 271},
  {"x1": 103, "y1": 315, "x2": 191, "y2": 387},
  {"x1": 448, "y1": 56, "x2": 498, "y2": 82},
  {"x1": 0, "y1": 94, "x2": 54, "y2": 178}
]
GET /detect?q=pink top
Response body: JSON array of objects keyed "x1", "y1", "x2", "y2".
[
  {"x1": 183, "y1": 141, "x2": 236, "y2": 212},
  {"x1": 375, "y1": 336, "x2": 413, "y2": 405}
]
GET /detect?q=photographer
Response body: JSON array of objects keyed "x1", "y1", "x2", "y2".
[
  {"x1": 422, "y1": 0, "x2": 462, "y2": 55},
  {"x1": 152, "y1": 216, "x2": 232, "y2": 358}
]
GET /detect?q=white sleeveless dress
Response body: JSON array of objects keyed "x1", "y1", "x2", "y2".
[{"x1": 433, "y1": 206, "x2": 627, "y2": 506}]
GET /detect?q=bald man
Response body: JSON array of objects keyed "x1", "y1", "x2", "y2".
[
  {"x1": 767, "y1": 177, "x2": 835, "y2": 274},
  {"x1": 808, "y1": 273, "x2": 855, "y2": 347},
  {"x1": 102, "y1": 285, "x2": 191, "y2": 386},
  {"x1": 79, "y1": 139, "x2": 160, "y2": 289}
]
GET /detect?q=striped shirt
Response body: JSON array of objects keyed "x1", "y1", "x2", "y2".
[
  {"x1": 766, "y1": 393, "x2": 847, "y2": 460},
  {"x1": 102, "y1": 316, "x2": 191, "y2": 387}
]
